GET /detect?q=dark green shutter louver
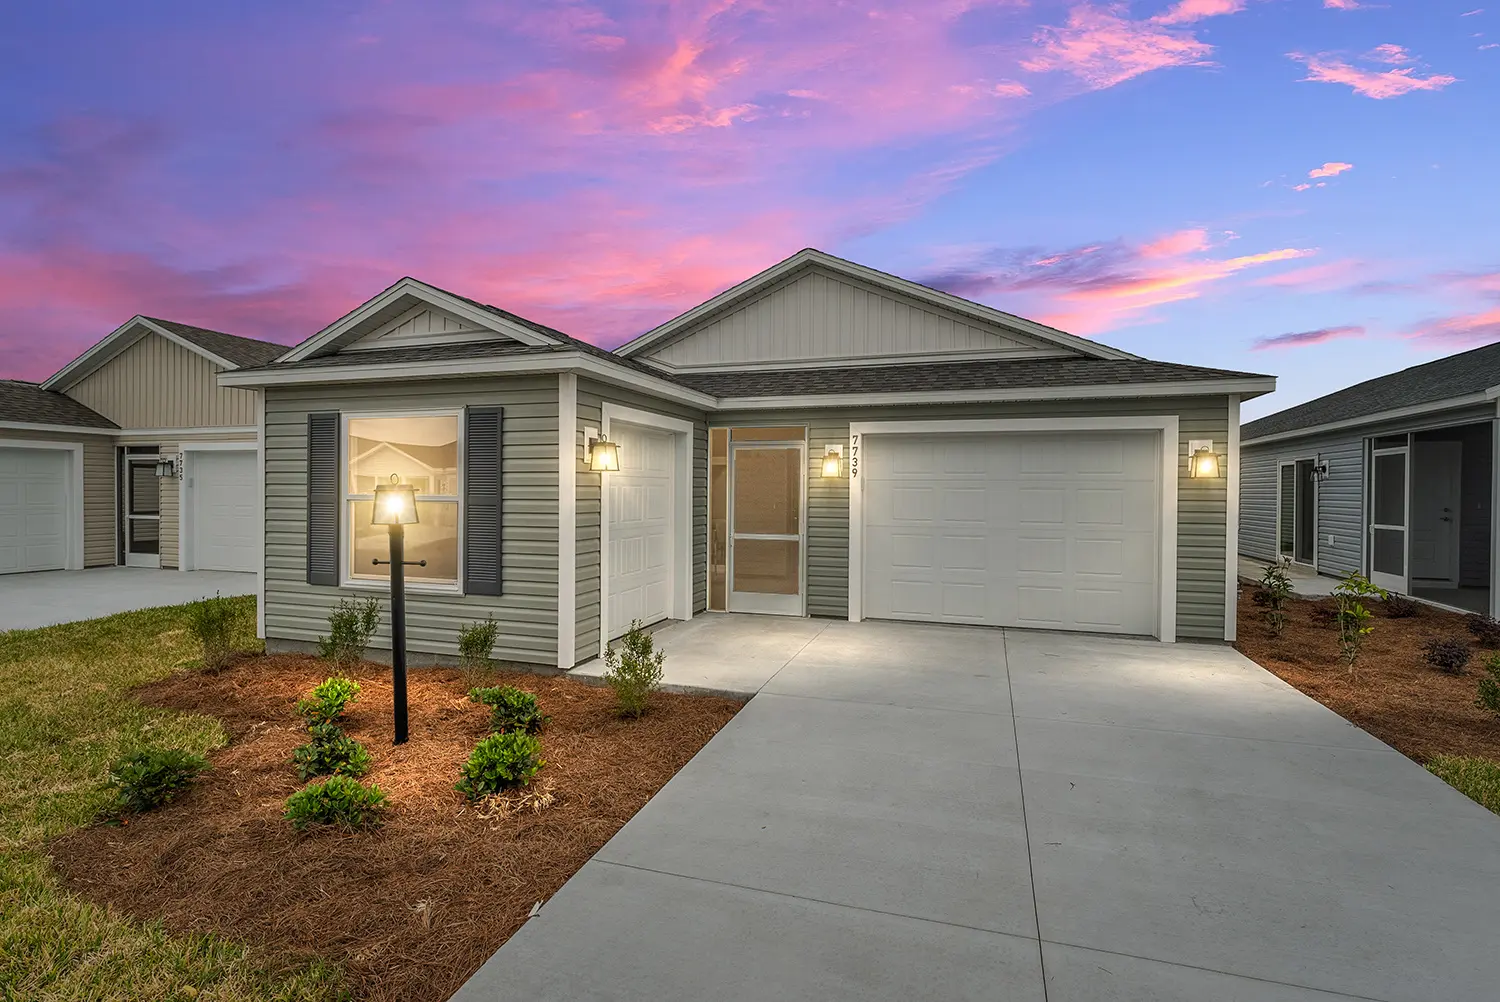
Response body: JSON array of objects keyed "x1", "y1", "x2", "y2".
[
  {"x1": 465, "y1": 407, "x2": 504, "y2": 596},
  {"x1": 306, "y1": 412, "x2": 340, "y2": 586}
]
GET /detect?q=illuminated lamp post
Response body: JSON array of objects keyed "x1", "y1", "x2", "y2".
[{"x1": 371, "y1": 476, "x2": 424, "y2": 745}]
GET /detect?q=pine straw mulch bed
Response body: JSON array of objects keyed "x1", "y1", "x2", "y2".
[
  {"x1": 1234, "y1": 583, "x2": 1500, "y2": 763},
  {"x1": 48, "y1": 654, "x2": 742, "y2": 1002}
]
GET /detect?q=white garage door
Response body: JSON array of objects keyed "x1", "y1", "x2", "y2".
[
  {"x1": 607, "y1": 423, "x2": 674, "y2": 638},
  {"x1": 864, "y1": 432, "x2": 1160, "y2": 636},
  {"x1": 0, "y1": 447, "x2": 69, "y2": 574},
  {"x1": 189, "y1": 450, "x2": 258, "y2": 572}
]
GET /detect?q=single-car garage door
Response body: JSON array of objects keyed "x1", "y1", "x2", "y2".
[
  {"x1": 864, "y1": 432, "x2": 1160, "y2": 636},
  {"x1": 607, "y1": 423, "x2": 675, "y2": 638},
  {"x1": 188, "y1": 450, "x2": 258, "y2": 572},
  {"x1": 0, "y1": 447, "x2": 69, "y2": 574}
]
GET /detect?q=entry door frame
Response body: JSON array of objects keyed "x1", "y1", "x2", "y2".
[
  {"x1": 1368, "y1": 442, "x2": 1411, "y2": 595},
  {"x1": 122, "y1": 452, "x2": 162, "y2": 568},
  {"x1": 848, "y1": 416, "x2": 1180, "y2": 643},
  {"x1": 726, "y1": 438, "x2": 808, "y2": 616},
  {"x1": 1276, "y1": 455, "x2": 1320, "y2": 571},
  {"x1": 598, "y1": 403, "x2": 695, "y2": 659},
  {"x1": 179, "y1": 442, "x2": 259, "y2": 572}
]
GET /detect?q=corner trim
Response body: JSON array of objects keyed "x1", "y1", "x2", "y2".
[
  {"x1": 1225, "y1": 394, "x2": 1240, "y2": 642},
  {"x1": 558, "y1": 374, "x2": 577, "y2": 670}
]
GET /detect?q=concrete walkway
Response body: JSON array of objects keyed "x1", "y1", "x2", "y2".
[
  {"x1": 0, "y1": 567, "x2": 256, "y2": 631},
  {"x1": 458, "y1": 619, "x2": 1500, "y2": 1002}
]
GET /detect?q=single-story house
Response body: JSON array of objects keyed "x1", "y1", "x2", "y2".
[
  {"x1": 0, "y1": 316, "x2": 284, "y2": 575},
  {"x1": 1240, "y1": 342, "x2": 1500, "y2": 616},
  {"x1": 220, "y1": 249, "x2": 1275, "y2": 667}
]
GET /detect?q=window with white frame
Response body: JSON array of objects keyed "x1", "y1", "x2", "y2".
[{"x1": 345, "y1": 413, "x2": 461, "y2": 586}]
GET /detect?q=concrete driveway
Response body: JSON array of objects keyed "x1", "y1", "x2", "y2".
[
  {"x1": 0, "y1": 567, "x2": 256, "y2": 631},
  {"x1": 457, "y1": 618, "x2": 1500, "y2": 1002}
]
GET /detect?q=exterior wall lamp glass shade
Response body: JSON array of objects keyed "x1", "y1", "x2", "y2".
[
  {"x1": 1189, "y1": 447, "x2": 1221, "y2": 479},
  {"x1": 154, "y1": 459, "x2": 175, "y2": 478},
  {"x1": 371, "y1": 482, "x2": 419, "y2": 524},
  {"x1": 589, "y1": 439, "x2": 620, "y2": 472},
  {"x1": 821, "y1": 449, "x2": 842, "y2": 478}
]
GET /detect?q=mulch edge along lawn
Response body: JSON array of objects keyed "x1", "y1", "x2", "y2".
[{"x1": 2, "y1": 597, "x2": 739, "y2": 1002}]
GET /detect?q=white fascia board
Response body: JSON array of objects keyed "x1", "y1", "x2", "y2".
[
  {"x1": 647, "y1": 347, "x2": 1075, "y2": 374},
  {"x1": 278, "y1": 277, "x2": 557, "y2": 362},
  {"x1": 113, "y1": 425, "x2": 258, "y2": 439},
  {"x1": 1242, "y1": 392, "x2": 1493, "y2": 447},
  {"x1": 41, "y1": 315, "x2": 238, "y2": 391},
  {"x1": 0, "y1": 420, "x2": 116, "y2": 436},
  {"x1": 716, "y1": 377, "x2": 1275, "y2": 411}
]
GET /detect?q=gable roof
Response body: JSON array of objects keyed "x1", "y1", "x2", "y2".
[
  {"x1": 41, "y1": 315, "x2": 288, "y2": 391},
  {"x1": 614, "y1": 248, "x2": 1140, "y2": 363},
  {"x1": 1242, "y1": 341, "x2": 1500, "y2": 443},
  {"x1": 0, "y1": 379, "x2": 117, "y2": 429}
]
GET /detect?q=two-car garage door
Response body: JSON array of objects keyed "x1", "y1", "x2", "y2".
[{"x1": 863, "y1": 432, "x2": 1160, "y2": 636}]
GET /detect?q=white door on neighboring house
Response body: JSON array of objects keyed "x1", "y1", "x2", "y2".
[
  {"x1": 188, "y1": 450, "x2": 258, "y2": 572},
  {"x1": 1410, "y1": 441, "x2": 1462, "y2": 585},
  {"x1": 607, "y1": 423, "x2": 675, "y2": 638},
  {"x1": 0, "y1": 447, "x2": 69, "y2": 574}
]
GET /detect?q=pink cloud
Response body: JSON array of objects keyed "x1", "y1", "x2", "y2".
[
  {"x1": 1153, "y1": 0, "x2": 1245, "y2": 25},
  {"x1": 1324, "y1": 0, "x2": 1362, "y2": 8},
  {"x1": 1139, "y1": 228, "x2": 1211, "y2": 258},
  {"x1": 1254, "y1": 258, "x2": 1365, "y2": 290},
  {"x1": 1290, "y1": 49, "x2": 1458, "y2": 99},
  {"x1": 1309, "y1": 161, "x2": 1354, "y2": 178},
  {"x1": 1368, "y1": 44, "x2": 1413, "y2": 65},
  {"x1": 1409, "y1": 307, "x2": 1500, "y2": 345},
  {"x1": 1022, "y1": 5, "x2": 1217, "y2": 89},
  {"x1": 1462, "y1": 8, "x2": 1485, "y2": 15},
  {"x1": 1252, "y1": 325, "x2": 1365, "y2": 350}
]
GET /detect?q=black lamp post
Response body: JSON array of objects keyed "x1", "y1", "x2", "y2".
[{"x1": 371, "y1": 476, "x2": 424, "y2": 745}]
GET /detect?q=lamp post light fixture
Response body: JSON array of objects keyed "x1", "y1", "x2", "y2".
[{"x1": 370, "y1": 476, "x2": 424, "y2": 745}]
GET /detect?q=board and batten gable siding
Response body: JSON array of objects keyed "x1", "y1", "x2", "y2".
[
  {"x1": 262, "y1": 377, "x2": 559, "y2": 664},
  {"x1": 714, "y1": 395, "x2": 1233, "y2": 640},
  {"x1": 574, "y1": 380, "x2": 708, "y2": 661},
  {"x1": 65, "y1": 329, "x2": 259, "y2": 428},
  {"x1": 647, "y1": 266, "x2": 1056, "y2": 369},
  {"x1": 0, "y1": 428, "x2": 115, "y2": 567}
]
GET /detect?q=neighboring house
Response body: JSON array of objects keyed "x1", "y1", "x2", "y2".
[
  {"x1": 0, "y1": 316, "x2": 284, "y2": 576},
  {"x1": 220, "y1": 248, "x2": 1275, "y2": 667},
  {"x1": 1240, "y1": 342, "x2": 1500, "y2": 616}
]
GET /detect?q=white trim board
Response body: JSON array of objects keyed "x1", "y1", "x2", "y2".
[
  {"x1": 558, "y1": 374, "x2": 578, "y2": 669},
  {"x1": 0, "y1": 421, "x2": 115, "y2": 436},
  {"x1": 0, "y1": 439, "x2": 86, "y2": 571},
  {"x1": 597, "y1": 403, "x2": 696, "y2": 659},
  {"x1": 846, "y1": 416, "x2": 1180, "y2": 643},
  {"x1": 1225, "y1": 395, "x2": 1240, "y2": 642}
]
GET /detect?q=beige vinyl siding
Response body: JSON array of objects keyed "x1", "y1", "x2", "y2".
[
  {"x1": 714, "y1": 395, "x2": 1232, "y2": 640},
  {"x1": 263, "y1": 376, "x2": 559, "y2": 664},
  {"x1": 574, "y1": 380, "x2": 708, "y2": 662},
  {"x1": 649, "y1": 266, "x2": 1055, "y2": 368},
  {"x1": 65, "y1": 329, "x2": 258, "y2": 428},
  {"x1": 0, "y1": 429, "x2": 116, "y2": 567}
]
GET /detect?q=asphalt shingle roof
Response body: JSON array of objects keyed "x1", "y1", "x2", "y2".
[
  {"x1": 0, "y1": 380, "x2": 116, "y2": 428},
  {"x1": 143, "y1": 317, "x2": 289, "y2": 368},
  {"x1": 1242, "y1": 341, "x2": 1500, "y2": 441}
]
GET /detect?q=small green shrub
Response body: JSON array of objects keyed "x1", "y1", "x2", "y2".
[
  {"x1": 1477, "y1": 653, "x2": 1500, "y2": 720},
  {"x1": 297, "y1": 676, "x2": 362, "y2": 725},
  {"x1": 1331, "y1": 572, "x2": 1387, "y2": 670},
  {"x1": 108, "y1": 748, "x2": 209, "y2": 814},
  {"x1": 458, "y1": 617, "x2": 501, "y2": 676},
  {"x1": 1381, "y1": 594, "x2": 1419, "y2": 619},
  {"x1": 1422, "y1": 636, "x2": 1472, "y2": 675},
  {"x1": 292, "y1": 722, "x2": 372, "y2": 780},
  {"x1": 1467, "y1": 614, "x2": 1500, "y2": 649},
  {"x1": 469, "y1": 685, "x2": 548, "y2": 734},
  {"x1": 185, "y1": 591, "x2": 238, "y2": 669},
  {"x1": 1256, "y1": 558, "x2": 1293, "y2": 638},
  {"x1": 1426, "y1": 754, "x2": 1500, "y2": 815},
  {"x1": 455, "y1": 732, "x2": 545, "y2": 799},
  {"x1": 317, "y1": 596, "x2": 380, "y2": 667},
  {"x1": 602, "y1": 620, "x2": 665, "y2": 718},
  {"x1": 284, "y1": 775, "x2": 388, "y2": 830}
]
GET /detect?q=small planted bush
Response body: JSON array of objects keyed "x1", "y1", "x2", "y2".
[
  {"x1": 1422, "y1": 636, "x2": 1472, "y2": 675},
  {"x1": 469, "y1": 685, "x2": 548, "y2": 735},
  {"x1": 317, "y1": 596, "x2": 381, "y2": 667},
  {"x1": 285, "y1": 775, "x2": 387, "y2": 830},
  {"x1": 1331, "y1": 572, "x2": 1387, "y2": 670},
  {"x1": 185, "y1": 591, "x2": 238, "y2": 670},
  {"x1": 1477, "y1": 654, "x2": 1500, "y2": 720},
  {"x1": 108, "y1": 748, "x2": 209, "y2": 814},
  {"x1": 1381, "y1": 594, "x2": 1419, "y2": 619},
  {"x1": 602, "y1": 621, "x2": 665, "y2": 718},
  {"x1": 297, "y1": 676, "x2": 361, "y2": 725},
  {"x1": 456, "y1": 732, "x2": 545, "y2": 799},
  {"x1": 292, "y1": 721, "x2": 372, "y2": 780},
  {"x1": 1256, "y1": 558, "x2": 1293, "y2": 638},
  {"x1": 458, "y1": 617, "x2": 501, "y2": 679},
  {"x1": 1467, "y1": 615, "x2": 1500, "y2": 649}
]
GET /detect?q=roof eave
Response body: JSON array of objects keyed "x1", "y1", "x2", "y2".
[
  {"x1": 1242, "y1": 390, "x2": 1500, "y2": 446},
  {"x1": 41, "y1": 316, "x2": 241, "y2": 392}
]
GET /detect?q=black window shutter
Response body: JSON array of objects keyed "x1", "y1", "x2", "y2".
[
  {"x1": 464, "y1": 407, "x2": 504, "y2": 595},
  {"x1": 306, "y1": 412, "x2": 340, "y2": 586}
]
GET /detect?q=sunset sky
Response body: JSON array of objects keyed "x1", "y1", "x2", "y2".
[{"x1": 1, "y1": 1, "x2": 1494, "y2": 419}]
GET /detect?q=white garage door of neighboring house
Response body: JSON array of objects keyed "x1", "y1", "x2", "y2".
[
  {"x1": 864, "y1": 432, "x2": 1160, "y2": 636},
  {"x1": 188, "y1": 450, "x2": 258, "y2": 572},
  {"x1": 607, "y1": 423, "x2": 675, "y2": 638},
  {"x1": 0, "y1": 447, "x2": 70, "y2": 575}
]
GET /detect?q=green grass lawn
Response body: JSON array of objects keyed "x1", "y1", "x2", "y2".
[
  {"x1": 0, "y1": 597, "x2": 349, "y2": 1002},
  {"x1": 1427, "y1": 754, "x2": 1500, "y2": 816}
]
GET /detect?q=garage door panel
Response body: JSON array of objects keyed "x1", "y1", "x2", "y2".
[
  {"x1": 608, "y1": 423, "x2": 675, "y2": 638},
  {"x1": 190, "y1": 450, "x2": 258, "y2": 572},
  {"x1": 0, "y1": 447, "x2": 69, "y2": 574}
]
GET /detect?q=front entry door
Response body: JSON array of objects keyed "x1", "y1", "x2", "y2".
[
  {"x1": 1410, "y1": 441, "x2": 1461, "y2": 584},
  {"x1": 1369, "y1": 446, "x2": 1408, "y2": 594},
  {"x1": 728, "y1": 441, "x2": 805, "y2": 615},
  {"x1": 124, "y1": 456, "x2": 162, "y2": 568}
]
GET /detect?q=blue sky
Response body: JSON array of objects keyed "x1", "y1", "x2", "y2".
[{"x1": 1, "y1": 1, "x2": 1495, "y2": 420}]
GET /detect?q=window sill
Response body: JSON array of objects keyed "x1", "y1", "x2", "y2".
[{"x1": 338, "y1": 578, "x2": 464, "y2": 597}]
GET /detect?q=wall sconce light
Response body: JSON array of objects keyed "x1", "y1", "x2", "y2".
[
  {"x1": 821, "y1": 444, "x2": 843, "y2": 478},
  {"x1": 583, "y1": 426, "x2": 620, "y2": 472},
  {"x1": 1187, "y1": 440, "x2": 1221, "y2": 479},
  {"x1": 154, "y1": 457, "x2": 178, "y2": 479},
  {"x1": 1311, "y1": 461, "x2": 1330, "y2": 483}
]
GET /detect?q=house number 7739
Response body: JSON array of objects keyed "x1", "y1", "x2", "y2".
[{"x1": 849, "y1": 433, "x2": 859, "y2": 479}]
